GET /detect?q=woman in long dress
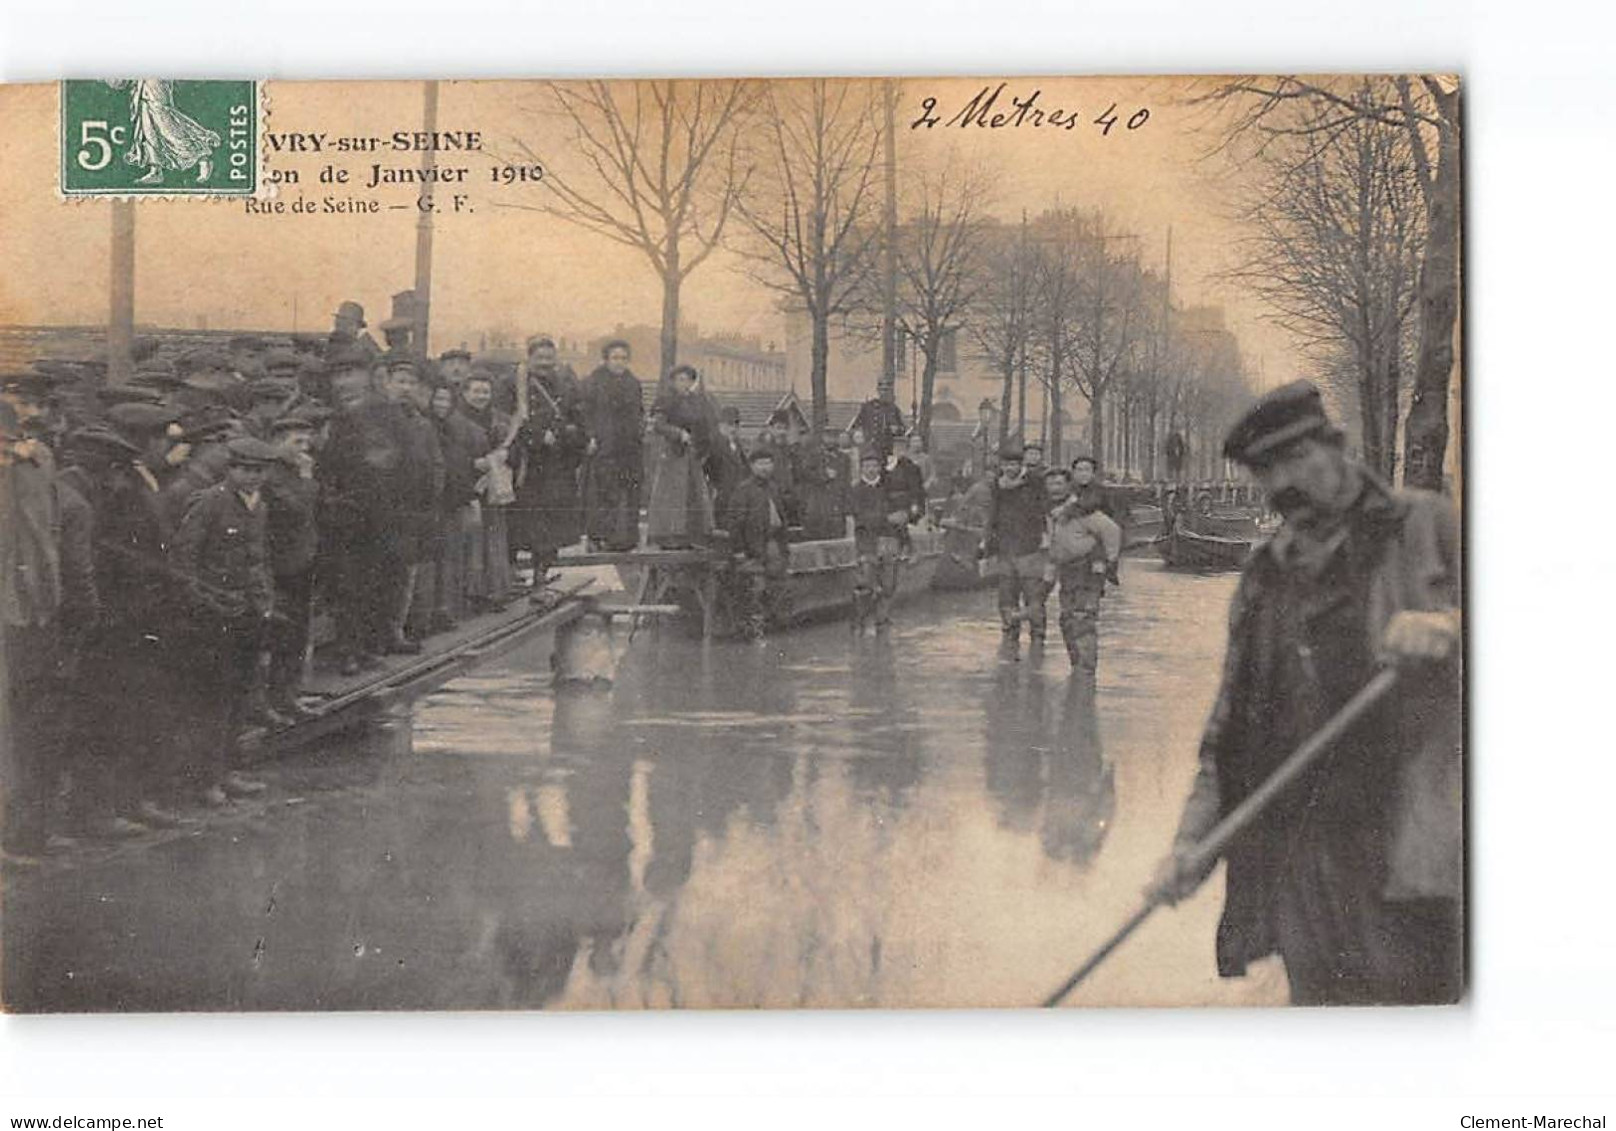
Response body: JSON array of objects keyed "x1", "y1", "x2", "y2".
[
  {"x1": 458, "y1": 368, "x2": 516, "y2": 606},
  {"x1": 107, "y1": 80, "x2": 220, "y2": 185},
  {"x1": 645, "y1": 365, "x2": 716, "y2": 549}
]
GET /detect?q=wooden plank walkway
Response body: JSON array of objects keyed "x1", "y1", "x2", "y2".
[{"x1": 240, "y1": 581, "x2": 594, "y2": 761}]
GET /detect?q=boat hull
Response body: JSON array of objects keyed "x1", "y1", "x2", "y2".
[
  {"x1": 1155, "y1": 530, "x2": 1249, "y2": 571},
  {"x1": 771, "y1": 529, "x2": 944, "y2": 625},
  {"x1": 1155, "y1": 516, "x2": 1255, "y2": 572},
  {"x1": 609, "y1": 529, "x2": 946, "y2": 635}
]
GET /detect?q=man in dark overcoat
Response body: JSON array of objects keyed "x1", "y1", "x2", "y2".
[
  {"x1": 515, "y1": 335, "x2": 589, "y2": 580},
  {"x1": 378, "y1": 357, "x2": 445, "y2": 652},
  {"x1": 1151, "y1": 380, "x2": 1462, "y2": 1005},
  {"x1": 319, "y1": 348, "x2": 402, "y2": 674},
  {"x1": 723, "y1": 446, "x2": 790, "y2": 641},
  {"x1": 982, "y1": 438, "x2": 1050, "y2": 649},
  {"x1": 170, "y1": 437, "x2": 280, "y2": 802},
  {"x1": 706, "y1": 405, "x2": 750, "y2": 520},
  {"x1": 851, "y1": 388, "x2": 907, "y2": 464},
  {"x1": 263, "y1": 415, "x2": 321, "y2": 719}
]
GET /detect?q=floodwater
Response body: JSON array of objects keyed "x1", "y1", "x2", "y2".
[{"x1": 3, "y1": 560, "x2": 1291, "y2": 1011}]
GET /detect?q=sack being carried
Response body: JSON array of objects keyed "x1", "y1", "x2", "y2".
[{"x1": 1049, "y1": 503, "x2": 1122, "y2": 566}]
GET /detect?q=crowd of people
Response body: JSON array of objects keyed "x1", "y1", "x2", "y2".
[{"x1": 0, "y1": 298, "x2": 942, "y2": 852}]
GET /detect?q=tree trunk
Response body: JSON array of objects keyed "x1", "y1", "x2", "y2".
[
  {"x1": 1089, "y1": 387, "x2": 1104, "y2": 473},
  {"x1": 809, "y1": 310, "x2": 830, "y2": 434},
  {"x1": 1357, "y1": 348, "x2": 1385, "y2": 479},
  {"x1": 998, "y1": 357, "x2": 1015, "y2": 446},
  {"x1": 1384, "y1": 349, "x2": 1402, "y2": 484},
  {"x1": 659, "y1": 265, "x2": 681, "y2": 380},
  {"x1": 918, "y1": 347, "x2": 939, "y2": 448},
  {"x1": 1016, "y1": 341, "x2": 1028, "y2": 441},
  {"x1": 1144, "y1": 404, "x2": 1159, "y2": 480},
  {"x1": 1403, "y1": 112, "x2": 1461, "y2": 492},
  {"x1": 1049, "y1": 375, "x2": 1063, "y2": 464}
]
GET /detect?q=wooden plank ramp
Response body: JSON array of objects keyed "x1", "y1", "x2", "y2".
[{"x1": 239, "y1": 580, "x2": 594, "y2": 761}]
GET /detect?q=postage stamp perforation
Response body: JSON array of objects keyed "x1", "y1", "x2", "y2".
[{"x1": 56, "y1": 78, "x2": 268, "y2": 202}]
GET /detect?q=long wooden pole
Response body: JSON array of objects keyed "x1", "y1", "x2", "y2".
[
  {"x1": 879, "y1": 78, "x2": 898, "y2": 404},
  {"x1": 412, "y1": 80, "x2": 439, "y2": 360},
  {"x1": 1041, "y1": 667, "x2": 1401, "y2": 1007},
  {"x1": 107, "y1": 200, "x2": 135, "y2": 385}
]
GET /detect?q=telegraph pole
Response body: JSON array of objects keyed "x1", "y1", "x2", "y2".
[
  {"x1": 879, "y1": 78, "x2": 898, "y2": 405},
  {"x1": 412, "y1": 80, "x2": 439, "y2": 358},
  {"x1": 1015, "y1": 210, "x2": 1028, "y2": 443},
  {"x1": 107, "y1": 201, "x2": 135, "y2": 385}
]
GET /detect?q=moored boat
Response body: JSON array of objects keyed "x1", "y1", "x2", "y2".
[
  {"x1": 1154, "y1": 512, "x2": 1258, "y2": 572},
  {"x1": 767, "y1": 527, "x2": 945, "y2": 626},
  {"x1": 603, "y1": 528, "x2": 946, "y2": 636}
]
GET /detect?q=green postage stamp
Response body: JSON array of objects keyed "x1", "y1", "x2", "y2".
[{"x1": 59, "y1": 79, "x2": 259, "y2": 196}]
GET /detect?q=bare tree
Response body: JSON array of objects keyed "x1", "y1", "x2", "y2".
[
  {"x1": 505, "y1": 80, "x2": 757, "y2": 376},
  {"x1": 1064, "y1": 213, "x2": 1146, "y2": 469},
  {"x1": 1026, "y1": 209, "x2": 1089, "y2": 462},
  {"x1": 879, "y1": 161, "x2": 992, "y2": 446},
  {"x1": 968, "y1": 217, "x2": 1037, "y2": 446},
  {"x1": 1225, "y1": 82, "x2": 1424, "y2": 478},
  {"x1": 1396, "y1": 75, "x2": 1461, "y2": 490},
  {"x1": 735, "y1": 80, "x2": 884, "y2": 433},
  {"x1": 1128, "y1": 268, "x2": 1174, "y2": 479},
  {"x1": 1201, "y1": 74, "x2": 1460, "y2": 488}
]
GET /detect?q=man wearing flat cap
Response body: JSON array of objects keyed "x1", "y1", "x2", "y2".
[
  {"x1": 723, "y1": 444, "x2": 791, "y2": 641},
  {"x1": 262, "y1": 416, "x2": 320, "y2": 719},
  {"x1": 170, "y1": 437, "x2": 280, "y2": 799},
  {"x1": 53, "y1": 427, "x2": 191, "y2": 836},
  {"x1": 438, "y1": 348, "x2": 472, "y2": 393},
  {"x1": 983, "y1": 436, "x2": 1051, "y2": 652},
  {"x1": 1150, "y1": 380, "x2": 1462, "y2": 1005}
]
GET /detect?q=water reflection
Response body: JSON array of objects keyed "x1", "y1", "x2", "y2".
[{"x1": 6, "y1": 571, "x2": 1240, "y2": 1012}]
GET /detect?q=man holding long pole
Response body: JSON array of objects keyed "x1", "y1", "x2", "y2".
[{"x1": 1145, "y1": 380, "x2": 1462, "y2": 1007}]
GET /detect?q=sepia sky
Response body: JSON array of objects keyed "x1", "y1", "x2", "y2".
[{"x1": 0, "y1": 76, "x2": 1300, "y2": 383}]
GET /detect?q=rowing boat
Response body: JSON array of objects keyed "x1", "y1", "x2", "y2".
[{"x1": 1154, "y1": 513, "x2": 1258, "y2": 571}]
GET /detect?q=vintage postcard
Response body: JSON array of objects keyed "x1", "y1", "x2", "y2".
[{"x1": 0, "y1": 75, "x2": 1463, "y2": 1011}]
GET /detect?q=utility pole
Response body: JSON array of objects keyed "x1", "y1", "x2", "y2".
[
  {"x1": 107, "y1": 201, "x2": 135, "y2": 385},
  {"x1": 879, "y1": 78, "x2": 898, "y2": 405},
  {"x1": 1015, "y1": 209, "x2": 1028, "y2": 443},
  {"x1": 412, "y1": 80, "x2": 439, "y2": 359}
]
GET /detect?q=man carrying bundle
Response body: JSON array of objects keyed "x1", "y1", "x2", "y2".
[{"x1": 1044, "y1": 466, "x2": 1122, "y2": 674}]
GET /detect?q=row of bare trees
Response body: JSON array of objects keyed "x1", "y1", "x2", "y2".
[
  {"x1": 510, "y1": 79, "x2": 890, "y2": 433},
  {"x1": 504, "y1": 78, "x2": 1302, "y2": 481},
  {"x1": 964, "y1": 208, "x2": 1259, "y2": 480},
  {"x1": 1205, "y1": 75, "x2": 1461, "y2": 490}
]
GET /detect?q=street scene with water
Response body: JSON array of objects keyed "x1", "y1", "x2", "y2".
[
  {"x1": 2, "y1": 75, "x2": 1462, "y2": 1014},
  {"x1": 5, "y1": 560, "x2": 1295, "y2": 1011}
]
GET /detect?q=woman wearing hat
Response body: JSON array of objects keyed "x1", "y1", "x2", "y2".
[{"x1": 645, "y1": 365, "x2": 716, "y2": 549}]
